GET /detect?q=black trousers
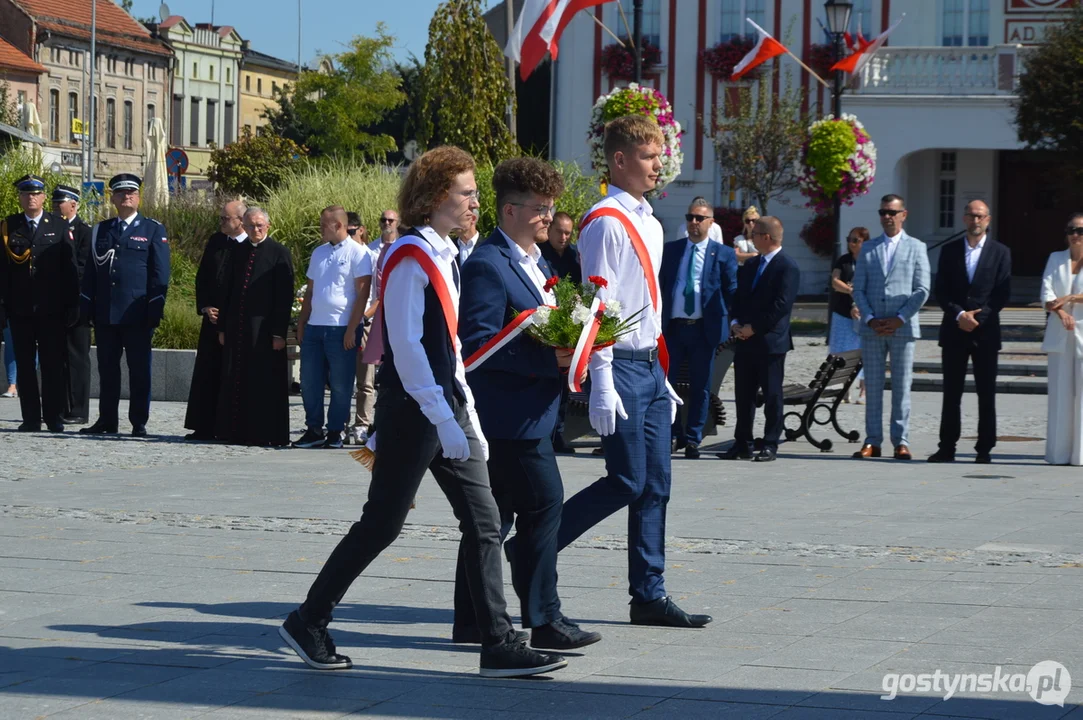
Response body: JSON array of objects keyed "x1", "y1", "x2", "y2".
[
  {"x1": 452, "y1": 435, "x2": 564, "y2": 630},
  {"x1": 9, "y1": 314, "x2": 67, "y2": 426},
  {"x1": 65, "y1": 322, "x2": 92, "y2": 419},
  {"x1": 95, "y1": 325, "x2": 154, "y2": 428},
  {"x1": 300, "y1": 388, "x2": 515, "y2": 646},
  {"x1": 939, "y1": 342, "x2": 998, "y2": 455},
  {"x1": 733, "y1": 350, "x2": 786, "y2": 450}
]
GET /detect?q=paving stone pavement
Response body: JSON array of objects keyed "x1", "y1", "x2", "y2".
[{"x1": 1, "y1": 346, "x2": 1081, "y2": 719}]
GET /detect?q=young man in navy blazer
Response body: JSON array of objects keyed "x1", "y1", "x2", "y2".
[
  {"x1": 720, "y1": 216, "x2": 800, "y2": 462},
  {"x1": 454, "y1": 158, "x2": 601, "y2": 651},
  {"x1": 660, "y1": 199, "x2": 737, "y2": 458}
]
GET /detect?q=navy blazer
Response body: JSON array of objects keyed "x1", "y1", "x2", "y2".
[
  {"x1": 730, "y1": 249, "x2": 801, "y2": 355},
  {"x1": 935, "y1": 236, "x2": 1011, "y2": 351},
  {"x1": 459, "y1": 230, "x2": 561, "y2": 441},
  {"x1": 659, "y1": 239, "x2": 738, "y2": 347}
]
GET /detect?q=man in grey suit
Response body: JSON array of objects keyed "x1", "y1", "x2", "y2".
[{"x1": 851, "y1": 194, "x2": 931, "y2": 461}]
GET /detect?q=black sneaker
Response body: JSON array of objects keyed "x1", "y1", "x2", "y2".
[
  {"x1": 278, "y1": 610, "x2": 352, "y2": 670},
  {"x1": 531, "y1": 617, "x2": 602, "y2": 650},
  {"x1": 479, "y1": 637, "x2": 567, "y2": 678},
  {"x1": 321, "y1": 430, "x2": 343, "y2": 449},
  {"x1": 292, "y1": 428, "x2": 325, "y2": 449}
]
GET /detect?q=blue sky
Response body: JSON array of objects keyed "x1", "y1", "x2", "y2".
[{"x1": 129, "y1": 0, "x2": 469, "y2": 66}]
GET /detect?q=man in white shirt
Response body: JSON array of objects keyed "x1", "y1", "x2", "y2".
[
  {"x1": 293, "y1": 206, "x2": 372, "y2": 449},
  {"x1": 557, "y1": 115, "x2": 711, "y2": 629},
  {"x1": 456, "y1": 213, "x2": 480, "y2": 266}
]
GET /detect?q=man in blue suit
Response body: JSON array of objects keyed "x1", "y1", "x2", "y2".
[
  {"x1": 453, "y1": 158, "x2": 601, "y2": 651},
  {"x1": 720, "y1": 216, "x2": 800, "y2": 462},
  {"x1": 660, "y1": 199, "x2": 737, "y2": 458},
  {"x1": 80, "y1": 174, "x2": 171, "y2": 437}
]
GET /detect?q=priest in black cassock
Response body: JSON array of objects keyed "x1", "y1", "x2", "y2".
[
  {"x1": 184, "y1": 200, "x2": 248, "y2": 441},
  {"x1": 215, "y1": 207, "x2": 294, "y2": 446}
]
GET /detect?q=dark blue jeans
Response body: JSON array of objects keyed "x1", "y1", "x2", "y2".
[
  {"x1": 300, "y1": 324, "x2": 356, "y2": 433},
  {"x1": 664, "y1": 320, "x2": 715, "y2": 445},
  {"x1": 557, "y1": 356, "x2": 671, "y2": 603}
]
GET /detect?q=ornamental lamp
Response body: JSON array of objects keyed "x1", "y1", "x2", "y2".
[{"x1": 824, "y1": 0, "x2": 853, "y2": 36}]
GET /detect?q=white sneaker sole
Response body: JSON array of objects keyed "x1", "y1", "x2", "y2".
[
  {"x1": 479, "y1": 658, "x2": 567, "y2": 678},
  {"x1": 278, "y1": 624, "x2": 352, "y2": 670}
]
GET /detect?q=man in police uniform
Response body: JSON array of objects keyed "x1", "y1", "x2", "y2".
[
  {"x1": 0, "y1": 175, "x2": 78, "y2": 432},
  {"x1": 52, "y1": 184, "x2": 93, "y2": 424},
  {"x1": 80, "y1": 174, "x2": 170, "y2": 437}
]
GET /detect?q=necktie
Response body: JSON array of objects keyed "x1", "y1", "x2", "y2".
[
  {"x1": 29, "y1": 220, "x2": 37, "y2": 234},
  {"x1": 451, "y1": 257, "x2": 461, "y2": 292},
  {"x1": 752, "y1": 258, "x2": 767, "y2": 290},
  {"x1": 683, "y1": 243, "x2": 699, "y2": 316}
]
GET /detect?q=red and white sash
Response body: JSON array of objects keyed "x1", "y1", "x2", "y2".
[
  {"x1": 579, "y1": 206, "x2": 670, "y2": 376},
  {"x1": 380, "y1": 239, "x2": 458, "y2": 349},
  {"x1": 463, "y1": 308, "x2": 542, "y2": 372}
]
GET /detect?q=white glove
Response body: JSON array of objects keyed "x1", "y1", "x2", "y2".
[
  {"x1": 588, "y1": 365, "x2": 628, "y2": 437},
  {"x1": 467, "y1": 407, "x2": 489, "y2": 461},
  {"x1": 665, "y1": 379, "x2": 683, "y2": 424},
  {"x1": 435, "y1": 417, "x2": 470, "y2": 461}
]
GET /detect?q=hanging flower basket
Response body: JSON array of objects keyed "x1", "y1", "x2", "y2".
[
  {"x1": 714, "y1": 206, "x2": 745, "y2": 244},
  {"x1": 588, "y1": 83, "x2": 683, "y2": 197},
  {"x1": 800, "y1": 213, "x2": 835, "y2": 258},
  {"x1": 797, "y1": 113, "x2": 877, "y2": 213},
  {"x1": 806, "y1": 43, "x2": 837, "y2": 79},
  {"x1": 701, "y1": 38, "x2": 756, "y2": 80},
  {"x1": 600, "y1": 42, "x2": 663, "y2": 80}
]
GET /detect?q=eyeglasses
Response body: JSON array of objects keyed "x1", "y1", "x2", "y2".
[
  {"x1": 379, "y1": 217, "x2": 396, "y2": 224},
  {"x1": 685, "y1": 214, "x2": 713, "y2": 223},
  {"x1": 878, "y1": 209, "x2": 903, "y2": 217},
  {"x1": 964, "y1": 213, "x2": 989, "y2": 220},
  {"x1": 458, "y1": 190, "x2": 480, "y2": 202},
  {"x1": 509, "y1": 202, "x2": 556, "y2": 218},
  {"x1": 347, "y1": 227, "x2": 359, "y2": 236},
  {"x1": 1067, "y1": 227, "x2": 1083, "y2": 237}
]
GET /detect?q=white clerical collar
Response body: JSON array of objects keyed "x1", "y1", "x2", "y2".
[
  {"x1": 416, "y1": 225, "x2": 456, "y2": 260},
  {"x1": 608, "y1": 184, "x2": 653, "y2": 218},
  {"x1": 498, "y1": 227, "x2": 540, "y2": 262},
  {"x1": 231, "y1": 232, "x2": 248, "y2": 243}
]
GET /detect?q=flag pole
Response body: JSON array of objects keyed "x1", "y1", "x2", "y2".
[
  {"x1": 583, "y1": 10, "x2": 626, "y2": 47},
  {"x1": 785, "y1": 49, "x2": 830, "y2": 88}
]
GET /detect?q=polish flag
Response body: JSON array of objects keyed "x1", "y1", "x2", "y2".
[
  {"x1": 830, "y1": 16, "x2": 903, "y2": 75},
  {"x1": 731, "y1": 20, "x2": 788, "y2": 81},
  {"x1": 507, "y1": 0, "x2": 615, "y2": 81}
]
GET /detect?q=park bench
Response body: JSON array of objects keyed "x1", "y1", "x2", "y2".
[{"x1": 759, "y1": 349, "x2": 863, "y2": 452}]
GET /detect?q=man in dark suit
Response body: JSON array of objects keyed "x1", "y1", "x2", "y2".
[
  {"x1": 52, "y1": 185, "x2": 93, "y2": 425},
  {"x1": 719, "y1": 216, "x2": 800, "y2": 462},
  {"x1": 929, "y1": 199, "x2": 1011, "y2": 464},
  {"x1": 660, "y1": 199, "x2": 737, "y2": 458},
  {"x1": 0, "y1": 175, "x2": 79, "y2": 432},
  {"x1": 80, "y1": 174, "x2": 171, "y2": 437},
  {"x1": 454, "y1": 157, "x2": 601, "y2": 651},
  {"x1": 540, "y1": 210, "x2": 580, "y2": 453}
]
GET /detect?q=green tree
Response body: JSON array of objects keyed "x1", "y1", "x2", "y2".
[
  {"x1": 260, "y1": 84, "x2": 308, "y2": 148},
  {"x1": 708, "y1": 70, "x2": 808, "y2": 214},
  {"x1": 0, "y1": 81, "x2": 18, "y2": 126},
  {"x1": 270, "y1": 25, "x2": 406, "y2": 159},
  {"x1": 419, "y1": 0, "x2": 516, "y2": 164},
  {"x1": 207, "y1": 128, "x2": 308, "y2": 198},
  {"x1": 1014, "y1": 7, "x2": 1083, "y2": 171}
]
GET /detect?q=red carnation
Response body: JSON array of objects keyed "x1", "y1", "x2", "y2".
[
  {"x1": 588, "y1": 275, "x2": 608, "y2": 288},
  {"x1": 543, "y1": 276, "x2": 559, "y2": 292}
]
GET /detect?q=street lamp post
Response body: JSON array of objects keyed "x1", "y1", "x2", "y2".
[
  {"x1": 824, "y1": 0, "x2": 853, "y2": 267},
  {"x1": 632, "y1": 0, "x2": 643, "y2": 83}
]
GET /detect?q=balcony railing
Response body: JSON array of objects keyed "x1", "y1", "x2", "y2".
[{"x1": 853, "y1": 45, "x2": 1026, "y2": 96}]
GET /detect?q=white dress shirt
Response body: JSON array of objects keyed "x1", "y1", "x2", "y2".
[
  {"x1": 965, "y1": 234, "x2": 986, "y2": 283},
  {"x1": 382, "y1": 226, "x2": 476, "y2": 427},
  {"x1": 24, "y1": 211, "x2": 43, "y2": 229},
  {"x1": 883, "y1": 232, "x2": 903, "y2": 274},
  {"x1": 458, "y1": 232, "x2": 479, "y2": 265},
  {"x1": 672, "y1": 238, "x2": 708, "y2": 320},
  {"x1": 498, "y1": 228, "x2": 557, "y2": 305},
  {"x1": 579, "y1": 186, "x2": 664, "y2": 377}
]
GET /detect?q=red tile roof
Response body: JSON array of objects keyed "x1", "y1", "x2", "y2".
[
  {"x1": 14, "y1": 0, "x2": 172, "y2": 57},
  {"x1": 0, "y1": 34, "x2": 46, "y2": 73}
]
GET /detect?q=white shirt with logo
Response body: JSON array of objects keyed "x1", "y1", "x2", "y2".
[{"x1": 305, "y1": 238, "x2": 373, "y2": 326}]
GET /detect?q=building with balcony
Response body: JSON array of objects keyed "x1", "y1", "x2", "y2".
[
  {"x1": 147, "y1": 16, "x2": 242, "y2": 186},
  {"x1": 0, "y1": 0, "x2": 172, "y2": 180},
  {"x1": 496, "y1": 0, "x2": 1078, "y2": 295},
  {"x1": 238, "y1": 44, "x2": 300, "y2": 139}
]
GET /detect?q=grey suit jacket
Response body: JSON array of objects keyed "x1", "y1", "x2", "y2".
[{"x1": 852, "y1": 231, "x2": 931, "y2": 340}]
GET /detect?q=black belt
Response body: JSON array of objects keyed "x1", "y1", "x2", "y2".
[
  {"x1": 612, "y1": 347, "x2": 659, "y2": 362},
  {"x1": 670, "y1": 318, "x2": 702, "y2": 325}
]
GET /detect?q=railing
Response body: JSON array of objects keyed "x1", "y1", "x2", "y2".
[{"x1": 853, "y1": 45, "x2": 1025, "y2": 96}]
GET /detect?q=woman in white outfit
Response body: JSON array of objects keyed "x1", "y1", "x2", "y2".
[
  {"x1": 732, "y1": 206, "x2": 761, "y2": 266},
  {"x1": 1041, "y1": 212, "x2": 1083, "y2": 465}
]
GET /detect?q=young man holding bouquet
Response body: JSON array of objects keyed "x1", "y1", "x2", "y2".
[
  {"x1": 556, "y1": 115, "x2": 713, "y2": 628},
  {"x1": 453, "y1": 157, "x2": 601, "y2": 651}
]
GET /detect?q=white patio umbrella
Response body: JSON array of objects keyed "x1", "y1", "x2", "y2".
[
  {"x1": 23, "y1": 101, "x2": 43, "y2": 165},
  {"x1": 143, "y1": 117, "x2": 168, "y2": 206}
]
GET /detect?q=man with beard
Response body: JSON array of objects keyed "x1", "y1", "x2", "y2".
[
  {"x1": 215, "y1": 207, "x2": 295, "y2": 446},
  {"x1": 184, "y1": 200, "x2": 248, "y2": 441}
]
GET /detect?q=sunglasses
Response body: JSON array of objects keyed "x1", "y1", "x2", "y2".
[
  {"x1": 380, "y1": 217, "x2": 396, "y2": 224},
  {"x1": 685, "y1": 214, "x2": 712, "y2": 223},
  {"x1": 1067, "y1": 227, "x2": 1083, "y2": 237},
  {"x1": 878, "y1": 209, "x2": 903, "y2": 217},
  {"x1": 744, "y1": 218, "x2": 757, "y2": 224},
  {"x1": 347, "y1": 227, "x2": 359, "y2": 236}
]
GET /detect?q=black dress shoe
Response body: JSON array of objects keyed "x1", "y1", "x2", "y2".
[
  {"x1": 672, "y1": 437, "x2": 688, "y2": 452},
  {"x1": 17, "y1": 422, "x2": 41, "y2": 432},
  {"x1": 630, "y1": 596, "x2": 712, "y2": 628},
  {"x1": 552, "y1": 435, "x2": 576, "y2": 454},
  {"x1": 185, "y1": 431, "x2": 214, "y2": 441},
  {"x1": 80, "y1": 420, "x2": 117, "y2": 435},
  {"x1": 46, "y1": 423, "x2": 65, "y2": 434},
  {"x1": 717, "y1": 444, "x2": 752, "y2": 460},
  {"x1": 753, "y1": 447, "x2": 776, "y2": 462},
  {"x1": 452, "y1": 626, "x2": 528, "y2": 644},
  {"x1": 131, "y1": 426, "x2": 147, "y2": 437},
  {"x1": 531, "y1": 617, "x2": 602, "y2": 650},
  {"x1": 927, "y1": 449, "x2": 956, "y2": 463},
  {"x1": 62, "y1": 415, "x2": 88, "y2": 425},
  {"x1": 684, "y1": 443, "x2": 700, "y2": 459},
  {"x1": 975, "y1": 453, "x2": 992, "y2": 464}
]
